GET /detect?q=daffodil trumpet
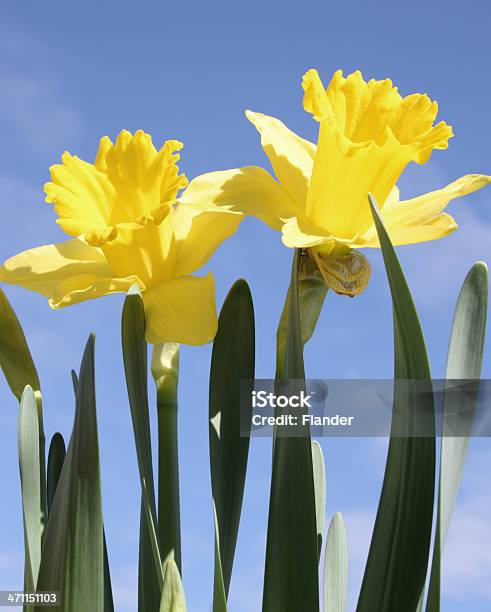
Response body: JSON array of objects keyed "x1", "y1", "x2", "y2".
[
  {"x1": 179, "y1": 69, "x2": 491, "y2": 298},
  {"x1": 0, "y1": 130, "x2": 242, "y2": 345}
]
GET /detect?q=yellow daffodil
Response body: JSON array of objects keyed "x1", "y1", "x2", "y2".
[
  {"x1": 0, "y1": 130, "x2": 241, "y2": 344},
  {"x1": 179, "y1": 69, "x2": 491, "y2": 296}
]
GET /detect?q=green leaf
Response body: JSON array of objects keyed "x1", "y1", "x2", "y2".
[
  {"x1": 152, "y1": 343, "x2": 181, "y2": 572},
  {"x1": 356, "y1": 195, "x2": 436, "y2": 612},
  {"x1": 0, "y1": 288, "x2": 46, "y2": 548},
  {"x1": 138, "y1": 501, "x2": 161, "y2": 612},
  {"x1": 324, "y1": 512, "x2": 348, "y2": 612},
  {"x1": 47, "y1": 433, "x2": 66, "y2": 518},
  {"x1": 263, "y1": 250, "x2": 319, "y2": 612},
  {"x1": 18, "y1": 386, "x2": 42, "y2": 594},
  {"x1": 212, "y1": 504, "x2": 228, "y2": 612},
  {"x1": 425, "y1": 262, "x2": 488, "y2": 612},
  {"x1": 68, "y1": 375, "x2": 114, "y2": 612},
  {"x1": 102, "y1": 532, "x2": 115, "y2": 612},
  {"x1": 159, "y1": 560, "x2": 187, "y2": 612},
  {"x1": 311, "y1": 441, "x2": 326, "y2": 561},
  {"x1": 121, "y1": 285, "x2": 164, "y2": 605},
  {"x1": 36, "y1": 334, "x2": 104, "y2": 612},
  {"x1": 209, "y1": 279, "x2": 255, "y2": 598},
  {"x1": 0, "y1": 287, "x2": 40, "y2": 401},
  {"x1": 276, "y1": 254, "x2": 327, "y2": 379}
]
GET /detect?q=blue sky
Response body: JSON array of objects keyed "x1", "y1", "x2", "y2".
[{"x1": 0, "y1": 1, "x2": 491, "y2": 610}]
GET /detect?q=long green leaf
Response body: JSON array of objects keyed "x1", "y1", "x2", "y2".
[
  {"x1": 212, "y1": 504, "x2": 228, "y2": 612},
  {"x1": 276, "y1": 255, "x2": 328, "y2": 379},
  {"x1": 122, "y1": 285, "x2": 163, "y2": 607},
  {"x1": 152, "y1": 343, "x2": 181, "y2": 572},
  {"x1": 18, "y1": 385, "x2": 42, "y2": 595},
  {"x1": 0, "y1": 288, "x2": 46, "y2": 545},
  {"x1": 209, "y1": 279, "x2": 255, "y2": 599},
  {"x1": 0, "y1": 287, "x2": 40, "y2": 401},
  {"x1": 159, "y1": 560, "x2": 187, "y2": 612},
  {"x1": 102, "y1": 532, "x2": 115, "y2": 612},
  {"x1": 69, "y1": 375, "x2": 114, "y2": 612},
  {"x1": 35, "y1": 334, "x2": 103, "y2": 612},
  {"x1": 138, "y1": 500, "x2": 161, "y2": 612},
  {"x1": 324, "y1": 512, "x2": 348, "y2": 612},
  {"x1": 312, "y1": 440, "x2": 326, "y2": 561},
  {"x1": 263, "y1": 249, "x2": 319, "y2": 612},
  {"x1": 356, "y1": 195, "x2": 436, "y2": 612},
  {"x1": 47, "y1": 433, "x2": 66, "y2": 518},
  {"x1": 425, "y1": 262, "x2": 488, "y2": 612}
]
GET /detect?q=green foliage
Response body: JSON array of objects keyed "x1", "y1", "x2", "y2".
[
  {"x1": 159, "y1": 561, "x2": 187, "y2": 612},
  {"x1": 209, "y1": 279, "x2": 255, "y2": 603},
  {"x1": 212, "y1": 504, "x2": 228, "y2": 612},
  {"x1": 276, "y1": 254, "x2": 328, "y2": 379},
  {"x1": 152, "y1": 343, "x2": 182, "y2": 572},
  {"x1": 425, "y1": 262, "x2": 488, "y2": 612},
  {"x1": 0, "y1": 288, "x2": 46, "y2": 570},
  {"x1": 35, "y1": 335, "x2": 104, "y2": 612},
  {"x1": 3, "y1": 211, "x2": 488, "y2": 612},
  {"x1": 357, "y1": 196, "x2": 436, "y2": 612},
  {"x1": 263, "y1": 250, "x2": 319, "y2": 612},
  {"x1": 312, "y1": 440, "x2": 327, "y2": 561},
  {"x1": 0, "y1": 287, "x2": 40, "y2": 402},
  {"x1": 324, "y1": 513, "x2": 348, "y2": 612},
  {"x1": 46, "y1": 433, "x2": 66, "y2": 518},
  {"x1": 18, "y1": 386, "x2": 42, "y2": 596},
  {"x1": 121, "y1": 285, "x2": 163, "y2": 609}
]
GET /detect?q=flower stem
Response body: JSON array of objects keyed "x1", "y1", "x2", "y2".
[
  {"x1": 275, "y1": 251, "x2": 328, "y2": 380},
  {"x1": 263, "y1": 249, "x2": 319, "y2": 611},
  {"x1": 152, "y1": 343, "x2": 181, "y2": 573}
]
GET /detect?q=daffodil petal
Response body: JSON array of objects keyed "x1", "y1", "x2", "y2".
[
  {"x1": 280, "y1": 216, "x2": 335, "y2": 249},
  {"x1": 178, "y1": 166, "x2": 300, "y2": 231},
  {"x1": 281, "y1": 216, "x2": 357, "y2": 250},
  {"x1": 383, "y1": 173, "x2": 491, "y2": 227},
  {"x1": 101, "y1": 212, "x2": 177, "y2": 288},
  {"x1": 359, "y1": 174, "x2": 491, "y2": 247},
  {"x1": 0, "y1": 238, "x2": 112, "y2": 299},
  {"x1": 172, "y1": 205, "x2": 242, "y2": 277},
  {"x1": 371, "y1": 214, "x2": 458, "y2": 246},
  {"x1": 143, "y1": 273, "x2": 217, "y2": 345},
  {"x1": 302, "y1": 69, "x2": 336, "y2": 123},
  {"x1": 50, "y1": 274, "x2": 143, "y2": 308},
  {"x1": 45, "y1": 153, "x2": 113, "y2": 236},
  {"x1": 245, "y1": 110, "x2": 315, "y2": 207}
]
